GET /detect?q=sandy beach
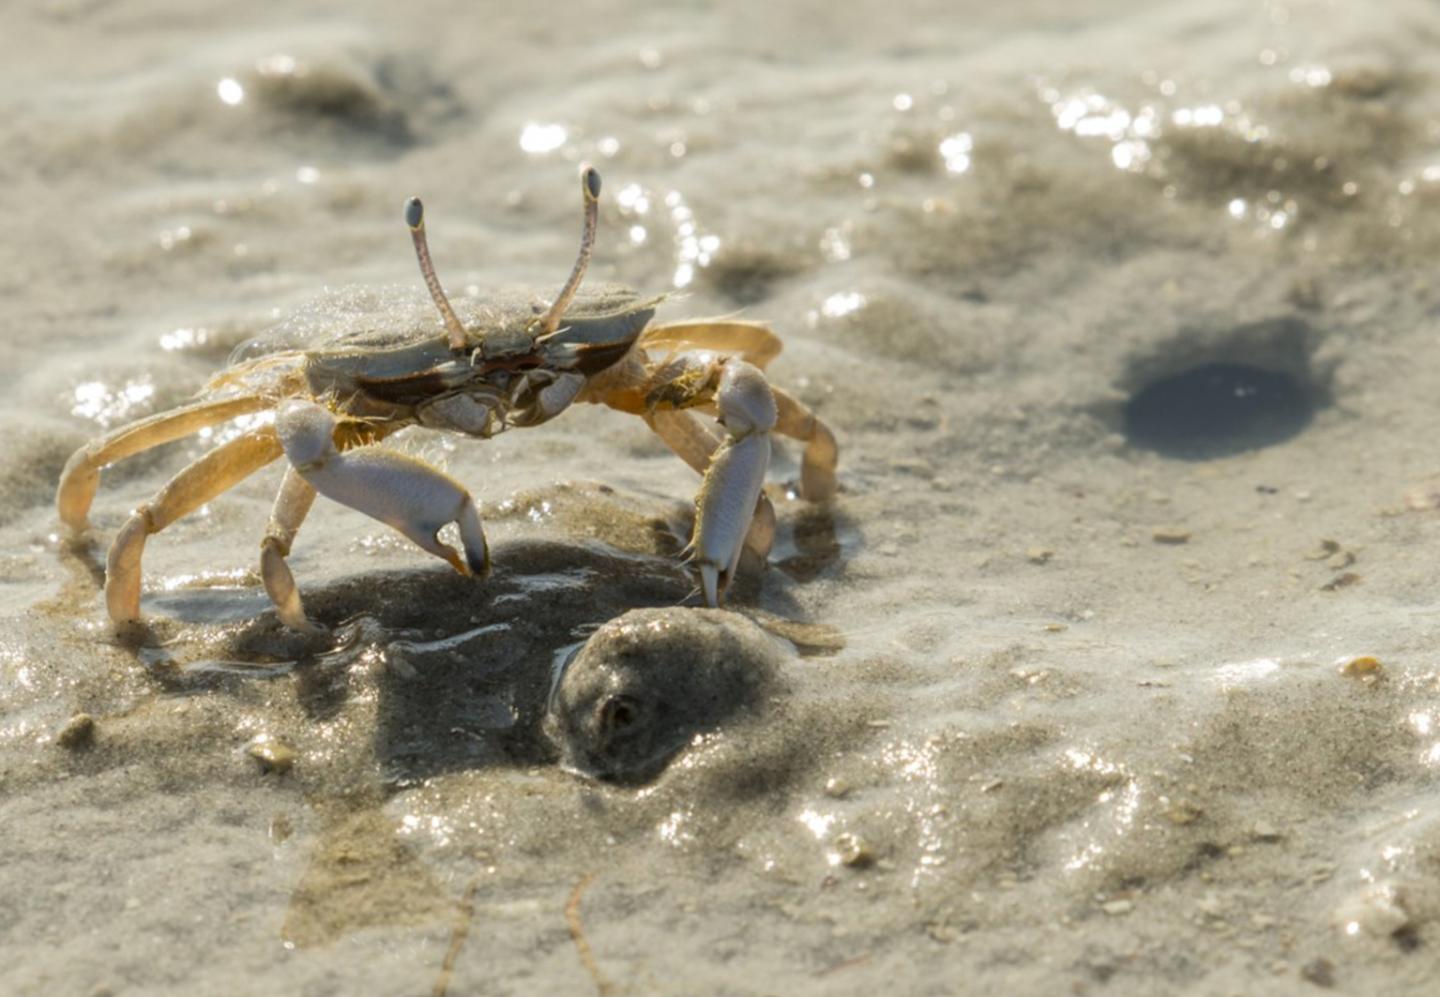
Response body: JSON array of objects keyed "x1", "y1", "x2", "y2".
[{"x1": 5, "y1": 0, "x2": 1440, "y2": 992}]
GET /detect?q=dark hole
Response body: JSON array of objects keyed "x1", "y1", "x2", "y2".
[
  {"x1": 1123, "y1": 363, "x2": 1315, "y2": 460},
  {"x1": 603, "y1": 696, "x2": 639, "y2": 731}
]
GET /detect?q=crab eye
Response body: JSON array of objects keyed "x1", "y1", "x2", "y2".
[{"x1": 582, "y1": 165, "x2": 602, "y2": 201}]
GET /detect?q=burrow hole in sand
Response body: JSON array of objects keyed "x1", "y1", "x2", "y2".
[{"x1": 1119, "y1": 318, "x2": 1328, "y2": 461}]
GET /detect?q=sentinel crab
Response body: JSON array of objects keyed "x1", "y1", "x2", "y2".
[{"x1": 56, "y1": 167, "x2": 838, "y2": 631}]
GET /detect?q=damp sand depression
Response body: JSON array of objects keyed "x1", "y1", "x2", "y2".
[{"x1": 6, "y1": 0, "x2": 1440, "y2": 993}]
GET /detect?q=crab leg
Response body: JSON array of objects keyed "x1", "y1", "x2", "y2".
[
  {"x1": 275, "y1": 400, "x2": 490, "y2": 579},
  {"x1": 643, "y1": 408, "x2": 721, "y2": 475},
  {"x1": 57, "y1": 395, "x2": 271, "y2": 530},
  {"x1": 690, "y1": 360, "x2": 777, "y2": 606},
  {"x1": 106, "y1": 427, "x2": 284, "y2": 623},
  {"x1": 639, "y1": 320, "x2": 783, "y2": 370},
  {"x1": 259, "y1": 468, "x2": 321, "y2": 633},
  {"x1": 770, "y1": 387, "x2": 838, "y2": 501}
]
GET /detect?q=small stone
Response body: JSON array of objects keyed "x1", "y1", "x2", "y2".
[
  {"x1": 1320, "y1": 572, "x2": 1361, "y2": 592},
  {"x1": 926, "y1": 920, "x2": 958, "y2": 943},
  {"x1": 1299, "y1": 957, "x2": 1335, "y2": 988},
  {"x1": 1251, "y1": 820, "x2": 1282, "y2": 842},
  {"x1": 386, "y1": 650, "x2": 419, "y2": 680},
  {"x1": 1166, "y1": 801, "x2": 1204, "y2": 825},
  {"x1": 1333, "y1": 881, "x2": 1412, "y2": 938},
  {"x1": 269, "y1": 814, "x2": 294, "y2": 843},
  {"x1": 247, "y1": 737, "x2": 297, "y2": 775},
  {"x1": 1151, "y1": 527, "x2": 1192, "y2": 545},
  {"x1": 833, "y1": 833, "x2": 876, "y2": 869},
  {"x1": 1101, "y1": 899, "x2": 1134, "y2": 916},
  {"x1": 1197, "y1": 892, "x2": 1226, "y2": 917},
  {"x1": 1026, "y1": 547, "x2": 1054, "y2": 564},
  {"x1": 824, "y1": 777, "x2": 851, "y2": 799},
  {"x1": 1339, "y1": 655, "x2": 1382, "y2": 678},
  {"x1": 56, "y1": 713, "x2": 96, "y2": 750}
]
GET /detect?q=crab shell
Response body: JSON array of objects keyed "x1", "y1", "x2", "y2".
[{"x1": 219, "y1": 284, "x2": 666, "y2": 436}]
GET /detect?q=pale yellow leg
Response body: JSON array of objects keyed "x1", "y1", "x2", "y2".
[
  {"x1": 639, "y1": 320, "x2": 783, "y2": 370},
  {"x1": 260, "y1": 469, "x2": 321, "y2": 632},
  {"x1": 770, "y1": 387, "x2": 838, "y2": 501},
  {"x1": 106, "y1": 428, "x2": 283, "y2": 624},
  {"x1": 58, "y1": 395, "x2": 271, "y2": 530},
  {"x1": 748, "y1": 492, "x2": 777, "y2": 560},
  {"x1": 643, "y1": 409, "x2": 721, "y2": 475}
]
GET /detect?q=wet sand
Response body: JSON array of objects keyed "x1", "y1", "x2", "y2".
[{"x1": 5, "y1": 0, "x2": 1440, "y2": 993}]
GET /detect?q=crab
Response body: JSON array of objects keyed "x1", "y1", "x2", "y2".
[{"x1": 56, "y1": 166, "x2": 838, "y2": 631}]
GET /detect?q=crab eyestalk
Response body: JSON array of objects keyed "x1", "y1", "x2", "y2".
[
  {"x1": 405, "y1": 196, "x2": 469, "y2": 352},
  {"x1": 537, "y1": 165, "x2": 601, "y2": 339}
]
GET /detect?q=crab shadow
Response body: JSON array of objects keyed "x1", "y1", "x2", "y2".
[
  {"x1": 130, "y1": 533, "x2": 820, "y2": 784},
  {"x1": 311, "y1": 539, "x2": 693, "y2": 779}
]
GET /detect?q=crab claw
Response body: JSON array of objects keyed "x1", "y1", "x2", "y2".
[
  {"x1": 276, "y1": 400, "x2": 490, "y2": 578},
  {"x1": 691, "y1": 361, "x2": 777, "y2": 606}
]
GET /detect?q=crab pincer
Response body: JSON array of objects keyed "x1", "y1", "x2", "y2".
[
  {"x1": 275, "y1": 399, "x2": 490, "y2": 579},
  {"x1": 689, "y1": 360, "x2": 777, "y2": 606}
]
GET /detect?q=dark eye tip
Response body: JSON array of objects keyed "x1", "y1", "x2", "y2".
[
  {"x1": 582, "y1": 166, "x2": 602, "y2": 200},
  {"x1": 404, "y1": 196, "x2": 424, "y2": 229}
]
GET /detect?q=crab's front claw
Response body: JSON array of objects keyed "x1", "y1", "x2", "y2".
[
  {"x1": 690, "y1": 361, "x2": 777, "y2": 606},
  {"x1": 276, "y1": 400, "x2": 490, "y2": 579}
]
